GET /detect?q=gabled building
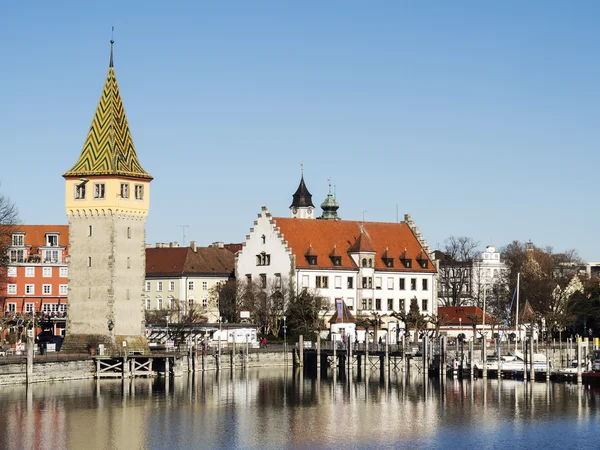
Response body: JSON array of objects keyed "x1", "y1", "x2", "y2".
[
  {"x1": 145, "y1": 242, "x2": 235, "y2": 322},
  {"x1": 236, "y1": 175, "x2": 437, "y2": 336},
  {"x1": 0, "y1": 225, "x2": 69, "y2": 337}
]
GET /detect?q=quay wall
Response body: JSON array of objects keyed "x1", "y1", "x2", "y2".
[{"x1": 0, "y1": 360, "x2": 96, "y2": 385}]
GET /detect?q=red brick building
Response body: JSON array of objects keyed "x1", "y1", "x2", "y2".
[{"x1": 1, "y1": 225, "x2": 69, "y2": 337}]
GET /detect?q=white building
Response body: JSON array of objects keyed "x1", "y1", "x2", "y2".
[{"x1": 236, "y1": 176, "x2": 437, "y2": 333}]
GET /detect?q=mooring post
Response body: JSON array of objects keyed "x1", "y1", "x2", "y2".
[
  {"x1": 401, "y1": 334, "x2": 405, "y2": 373},
  {"x1": 546, "y1": 340, "x2": 551, "y2": 382},
  {"x1": 440, "y1": 336, "x2": 446, "y2": 377},
  {"x1": 385, "y1": 334, "x2": 389, "y2": 373},
  {"x1": 232, "y1": 340, "x2": 237, "y2": 370},
  {"x1": 332, "y1": 334, "x2": 337, "y2": 368},
  {"x1": 422, "y1": 335, "x2": 428, "y2": 379},
  {"x1": 316, "y1": 335, "x2": 321, "y2": 370},
  {"x1": 122, "y1": 355, "x2": 129, "y2": 379},
  {"x1": 299, "y1": 335, "x2": 304, "y2": 367},
  {"x1": 577, "y1": 342, "x2": 583, "y2": 385},
  {"x1": 26, "y1": 334, "x2": 34, "y2": 385},
  {"x1": 468, "y1": 340, "x2": 474, "y2": 378},
  {"x1": 348, "y1": 337, "x2": 353, "y2": 373},
  {"x1": 194, "y1": 336, "x2": 198, "y2": 372},
  {"x1": 96, "y1": 357, "x2": 100, "y2": 379},
  {"x1": 165, "y1": 357, "x2": 170, "y2": 377},
  {"x1": 483, "y1": 337, "x2": 488, "y2": 379},
  {"x1": 530, "y1": 337, "x2": 535, "y2": 382},
  {"x1": 365, "y1": 335, "x2": 370, "y2": 376}
]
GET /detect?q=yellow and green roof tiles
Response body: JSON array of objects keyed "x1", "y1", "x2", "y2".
[{"x1": 64, "y1": 47, "x2": 152, "y2": 180}]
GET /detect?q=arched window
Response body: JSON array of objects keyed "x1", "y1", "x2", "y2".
[
  {"x1": 368, "y1": 259, "x2": 373, "y2": 268},
  {"x1": 261, "y1": 234, "x2": 266, "y2": 244},
  {"x1": 362, "y1": 258, "x2": 367, "y2": 267}
]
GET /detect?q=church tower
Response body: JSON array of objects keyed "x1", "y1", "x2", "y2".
[
  {"x1": 62, "y1": 40, "x2": 152, "y2": 352},
  {"x1": 319, "y1": 182, "x2": 340, "y2": 220},
  {"x1": 290, "y1": 171, "x2": 315, "y2": 219}
]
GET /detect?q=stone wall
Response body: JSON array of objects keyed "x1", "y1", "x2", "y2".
[{"x1": 0, "y1": 360, "x2": 95, "y2": 385}]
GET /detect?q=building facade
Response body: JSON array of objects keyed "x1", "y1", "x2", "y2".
[
  {"x1": 62, "y1": 40, "x2": 152, "y2": 349},
  {"x1": 145, "y1": 242, "x2": 235, "y2": 323},
  {"x1": 236, "y1": 176, "x2": 437, "y2": 334},
  {"x1": 0, "y1": 225, "x2": 69, "y2": 337}
]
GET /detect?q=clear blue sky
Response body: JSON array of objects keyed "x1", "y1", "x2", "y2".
[{"x1": 2, "y1": 1, "x2": 599, "y2": 259}]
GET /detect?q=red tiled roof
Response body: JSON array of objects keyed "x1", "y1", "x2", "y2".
[
  {"x1": 272, "y1": 218, "x2": 435, "y2": 272},
  {"x1": 4, "y1": 225, "x2": 69, "y2": 249},
  {"x1": 146, "y1": 247, "x2": 235, "y2": 277},
  {"x1": 347, "y1": 229, "x2": 375, "y2": 253},
  {"x1": 437, "y1": 306, "x2": 493, "y2": 326}
]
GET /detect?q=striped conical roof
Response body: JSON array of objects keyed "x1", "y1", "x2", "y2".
[{"x1": 63, "y1": 42, "x2": 152, "y2": 180}]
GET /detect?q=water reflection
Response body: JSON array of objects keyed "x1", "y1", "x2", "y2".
[{"x1": 0, "y1": 369, "x2": 598, "y2": 449}]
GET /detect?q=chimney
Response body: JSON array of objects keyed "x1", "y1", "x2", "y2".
[
  {"x1": 210, "y1": 241, "x2": 225, "y2": 249},
  {"x1": 190, "y1": 241, "x2": 197, "y2": 252},
  {"x1": 174, "y1": 241, "x2": 179, "y2": 247}
]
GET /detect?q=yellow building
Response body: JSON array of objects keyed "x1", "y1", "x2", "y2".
[{"x1": 62, "y1": 39, "x2": 152, "y2": 352}]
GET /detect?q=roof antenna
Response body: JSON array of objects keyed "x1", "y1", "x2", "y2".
[{"x1": 109, "y1": 26, "x2": 115, "y2": 68}]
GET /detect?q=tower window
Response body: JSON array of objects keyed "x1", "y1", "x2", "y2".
[
  {"x1": 88, "y1": 256, "x2": 92, "y2": 267},
  {"x1": 135, "y1": 184, "x2": 144, "y2": 200},
  {"x1": 127, "y1": 227, "x2": 131, "y2": 239},
  {"x1": 94, "y1": 183, "x2": 105, "y2": 199},
  {"x1": 89, "y1": 225, "x2": 93, "y2": 237},
  {"x1": 75, "y1": 184, "x2": 86, "y2": 200},
  {"x1": 127, "y1": 257, "x2": 130, "y2": 269},
  {"x1": 362, "y1": 258, "x2": 367, "y2": 268},
  {"x1": 120, "y1": 183, "x2": 130, "y2": 199}
]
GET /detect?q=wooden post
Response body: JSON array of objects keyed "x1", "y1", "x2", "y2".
[
  {"x1": 469, "y1": 340, "x2": 474, "y2": 378},
  {"x1": 365, "y1": 335, "x2": 369, "y2": 376},
  {"x1": 332, "y1": 334, "x2": 337, "y2": 368},
  {"x1": 577, "y1": 342, "x2": 582, "y2": 385},
  {"x1": 529, "y1": 336, "x2": 535, "y2": 382},
  {"x1": 96, "y1": 357, "x2": 100, "y2": 379},
  {"x1": 316, "y1": 335, "x2": 321, "y2": 370},
  {"x1": 384, "y1": 333, "x2": 389, "y2": 374},
  {"x1": 422, "y1": 335, "x2": 428, "y2": 379},
  {"x1": 483, "y1": 337, "x2": 488, "y2": 379},
  {"x1": 122, "y1": 356, "x2": 129, "y2": 379},
  {"x1": 401, "y1": 334, "x2": 405, "y2": 373},
  {"x1": 348, "y1": 338, "x2": 353, "y2": 373},
  {"x1": 546, "y1": 340, "x2": 551, "y2": 382},
  {"x1": 193, "y1": 336, "x2": 198, "y2": 372},
  {"x1": 232, "y1": 340, "x2": 237, "y2": 370},
  {"x1": 441, "y1": 336, "x2": 447, "y2": 377},
  {"x1": 299, "y1": 335, "x2": 304, "y2": 367},
  {"x1": 165, "y1": 357, "x2": 170, "y2": 377},
  {"x1": 26, "y1": 334, "x2": 34, "y2": 385}
]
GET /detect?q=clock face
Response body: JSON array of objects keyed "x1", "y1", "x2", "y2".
[
  {"x1": 292, "y1": 207, "x2": 298, "y2": 214},
  {"x1": 308, "y1": 207, "x2": 313, "y2": 214}
]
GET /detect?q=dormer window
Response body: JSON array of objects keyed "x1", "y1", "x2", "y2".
[
  {"x1": 305, "y1": 245, "x2": 317, "y2": 265},
  {"x1": 383, "y1": 258, "x2": 394, "y2": 268},
  {"x1": 46, "y1": 234, "x2": 59, "y2": 247},
  {"x1": 11, "y1": 233, "x2": 24, "y2": 247},
  {"x1": 416, "y1": 252, "x2": 428, "y2": 269},
  {"x1": 401, "y1": 258, "x2": 412, "y2": 268},
  {"x1": 331, "y1": 256, "x2": 342, "y2": 266}
]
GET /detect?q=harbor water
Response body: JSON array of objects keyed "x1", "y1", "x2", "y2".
[{"x1": 0, "y1": 368, "x2": 598, "y2": 449}]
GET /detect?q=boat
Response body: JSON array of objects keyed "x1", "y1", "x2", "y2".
[{"x1": 475, "y1": 351, "x2": 552, "y2": 373}]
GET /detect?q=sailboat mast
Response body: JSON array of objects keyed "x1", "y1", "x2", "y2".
[{"x1": 515, "y1": 272, "x2": 520, "y2": 353}]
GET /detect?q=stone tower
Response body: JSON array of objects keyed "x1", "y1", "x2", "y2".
[{"x1": 62, "y1": 40, "x2": 152, "y2": 352}]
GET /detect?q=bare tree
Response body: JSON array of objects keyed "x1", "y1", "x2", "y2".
[
  {"x1": 436, "y1": 236, "x2": 480, "y2": 307},
  {"x1": 0, "y1": 188, "x2": 19, "y2": 292},
  {"x1": 286, "y1": 288, "x2": 331, "y2": 341}
]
